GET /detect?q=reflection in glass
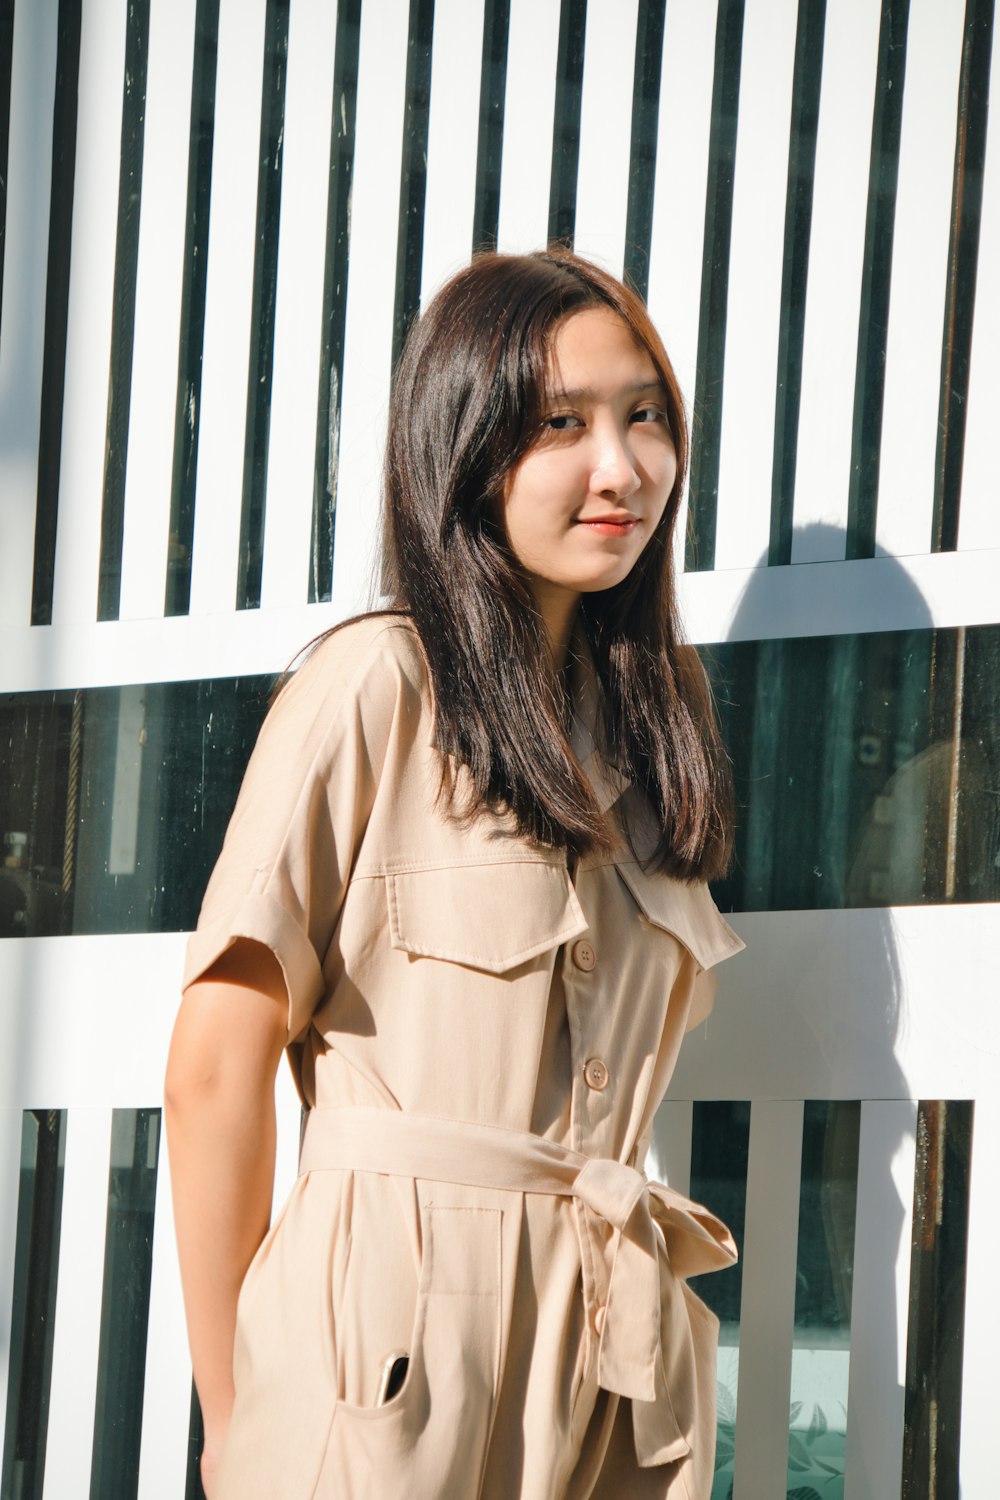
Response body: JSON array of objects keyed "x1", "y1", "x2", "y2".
[{"x1": 1, "y1": 1111, "x2": 66, "y2": 1500}]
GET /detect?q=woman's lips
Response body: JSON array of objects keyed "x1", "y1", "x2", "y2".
[{"x1": 575, "y1": 515, "x2": 638, "y2": 535}]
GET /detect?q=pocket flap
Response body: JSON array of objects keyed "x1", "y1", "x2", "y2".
[
  {"x1": 386, "y1": 862, "x2": 588, "y2": 974},
  {"x1": 615, "y1": 862, "x2": 745, "y2": 972}
]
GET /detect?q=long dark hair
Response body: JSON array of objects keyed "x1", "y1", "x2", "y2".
[{"x1": 378, "y1": 248, "x2": 732, "y2": 880}]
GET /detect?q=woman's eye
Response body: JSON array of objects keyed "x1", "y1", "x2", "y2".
[
  {"x1": 630, "y1": 405, "x2": 665, "y2": 425},
  {"x1": 544, "y1": 413, "x2": 582, "y2": 432}
]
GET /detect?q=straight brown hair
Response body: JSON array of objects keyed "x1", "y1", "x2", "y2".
[{"x1": 378, "y1": 248, "x2": 732, "y2": 880}]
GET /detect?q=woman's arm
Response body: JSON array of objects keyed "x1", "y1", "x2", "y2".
[{"x1": 164, "y1": 938, "x2": 288, "y2": 1495}]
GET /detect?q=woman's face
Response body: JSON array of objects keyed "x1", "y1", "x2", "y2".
[{"x1": 502, "y1": 306, "x2": 677, "y2": 644}]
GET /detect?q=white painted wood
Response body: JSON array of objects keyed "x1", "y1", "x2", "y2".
[
  {"x1": 495, "y1": 0, "x2": 561, "y2": 254},
  {"x1": 875, "y1": 0, "x2": 965, "y2": 561},
  {"x1": 418, "y1": 0, "x2": 485, "y2": 306},
  {"x1": 714, "y1": 0, "x2": 798, "y2": 573},
  {"x1": 843, "y1": 1100, "x2": 917, "y2": 1500},
  {"x1": 187, "y1": 0, "x2": 268, "y2": 617},
  {"x1": 958, "y1": 13, "x2": 1000, "y2": 554},
  {"x1": 648, "y1": 1098, "x2": 692, "y2": 1197},
  {"x1": 41, "y1": 1107, "x2": 113, "y2": 1500},
  {"x1": 49, "y1": 0, "x2": 128, "y2": 626},
  {"x1": 136, "y1": 1136, "x2": 192, "y2": 1500},
  {"x1": 645, "y1": 0, "x2": 719, "y2": 582},
  {"x1": 259, "y1": 0, "x2": 339, "y2": 613},
  {"x1": 791, "y1": 0, "x2": 882, "y2": 562},
  {"x1": 731, "y1": 1100, "x2": 803, "y2": 1500},
  {"x1": 0, "y1": 0, "x2": 57, "y2": 635},
  {"x1": 671, "y1": 904, "x2": 1000, "y2": 1103},
  {"x1": 118, "y1": 0, "x2": 198, "y2": 622},
  {"x1": 959, "y1": 1091, "x2": 1000, "y2": 1498},
  {"x1": 572, "y1": 0, "x2": 639, "y2": 278},
  {"x1": 328, "y1": 0, "x2": 410, "y2": 620}
]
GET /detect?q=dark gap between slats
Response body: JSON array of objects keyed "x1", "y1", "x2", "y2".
[
  {"x1": 0, "y1": 1111, "x2": 66, "y2": 1500},
  {"x1": 470, "y1": 0, "x2": 510, "y2": 254},
  {"x1": 768, "y1": 0, "x2": 826, "y2": 567},
  {"x1": 547, "y1": 0, "x2": 587, "y2": 248},
  {"x1": 164, "y1": 0, "x2": 220, "y2": 618},
  {"x1": 30, "y1": 0, "x2": 82, "y2": 628},
  {"x1": 89, "y1": 1108, "x2": 161, "y2": 1500},
  {"x1": 185, "y1": 1382, "x2": 207, "y2": 1500},
  {"x1": 686, "y1": 0, "x2": 745, "y2": 573},
  {"x1": 786, "y1": 1100, "x2": 860, "y2": 1492},
  {"x1": 235, "y1": 0, "x2": 289, "y2": 612},
  {"x1": 96, "y1": 0, "x2": 151, "y2": 622},
  {"x1": 308, "y1": 0, "x2": 361, "y2": 605},
  {"x1": 391, "y1": 0, "x2": 435, "y2": 370},
  {"x1": 846, "y1": 0, "x2": 910, "y2": 562},
  {"x1": 0, "y1": 0, "x2": 15, "y2": 330},
  {"x1": 901, "y1": 1099, "x2": 974, "y2": 1500},
  {"x1": 622, "y1": 0, "x2": 665, "y2": 301},
  {"x1": 932, "y1": 0, "x2": 996, "y2": 554}
]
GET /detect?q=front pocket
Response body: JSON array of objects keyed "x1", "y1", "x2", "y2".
[
  {"x1": 386, "y1": 861, "x2": 588, "y2": 973},
  {"x1": 314, "y1": 1203, "x2": 503, "y2": 1500}
]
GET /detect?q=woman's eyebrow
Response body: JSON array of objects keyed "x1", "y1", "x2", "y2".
[{"x1": 545, "y1": 380, "x2": 666, "y2": 403}]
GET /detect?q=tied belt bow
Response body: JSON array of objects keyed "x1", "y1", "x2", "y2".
[{"x1": 298, "y1": 1106, "x2": 736, "y2": 1468}]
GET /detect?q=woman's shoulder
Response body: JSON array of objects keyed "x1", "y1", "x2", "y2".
[{"x1": 271, "y1": 612, "x2": 428, "y2": 729}]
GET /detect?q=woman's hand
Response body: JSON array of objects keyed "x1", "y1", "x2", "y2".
[{"x1": 165, "y1": 939, "x2": 289, "y2": 1488}]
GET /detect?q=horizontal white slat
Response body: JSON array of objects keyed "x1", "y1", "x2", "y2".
[
  {"x1": 958, "y1": 11, "x2": 1000, "y2": 553},
  {"x1": 418, "y1": 0, "x2": 485, "y2": 307},
  {"x1": 571, "y1": 0, "x2": 638, "y2": 278},
  {"x1": 843, "y1": 1099, "x2": 917, "y2": 1500},
  {"x1": 42, "y1": 1107, "x2": 112, "y2": 1500},
  {"x1": 187, "y1": 0, "x2": 268, "y2": 617},
  {"x1": 259, "y1": 0, "x2": 339, "y2": 613},
  {"x1": 328, "y1": 0, "x2": 410, "y2": 620},
  {"x1": 790, "y1": 0, "x2": 882, "y2": 561},
  {"x1": 714, "y1": 0, "x2": 798, "y2": 572},
  {"x1": 118, "y1": 0, "x2": 198, "y2": 622},
  {"x1": 732, "y1": 1099, "x2": 803, "y2": 1500},
  {"x1": 495, "y1": 0, "x2": 561, "y2": 254},
  {"x1": 49, "y1": 0, "x2": 128, "y2": 627},
  {"x1": 875, "y1": 0, "x2": 964, "y2": 561},
  {"x1": 0, "y1": 1, "x2": 58, "y2": 635},
  {"x1": 671, "y1": 903, "x2": 1000, "y2": 1103}
]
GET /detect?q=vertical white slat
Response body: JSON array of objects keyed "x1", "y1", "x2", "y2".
[
  {"x1": 0, "y1": 1110, "x2": 24, "y2": 1451},
  {"x1": 495, "y1": 0, "x2": 562, "y2": 254},
  {"x1": 117, "y1": 0, "x2": 198, "y2": 622},
  {"x1": 843, "y1": 1099, "x2": 917, "y2": 1500},
  {"x1": 135, "y1": 1130, "x2": 191, "y2": 1500},
  {"x1": 571, "y1": 0, "x2": 639, "y2": 278},
  {"x1": 713, "y1": 0, "x2": 798, "y2": 573},
  {"x1": 645, "y1": 0, "x2": 719, "y2": 583},
  {"x1": 731, "y1": 1099, "x2": 803, "y2": 1500},
  {"x1": 327, "y1": 0, "x2": 410, "y2": 619},
  {"x1": 647, "y1": 1098, "x2": 692, "y2": 1198},
  {"x1": 0, "y1": 1, "x2": 57, "y2": 635},
  {"x1": 790, "y1": 0, "x2": 883, "y2": 564},
  {"x1": 875, "y1": 0, "x2": 965, "y2": 561},
  {"x1": 187, "y1": 0, "x2": 268, "y2": 618},
  {"x1": 42, "y1": 1107, "x2": 113, "y2": 1500},
  {"x1": 49, "y1": 0, "x2": 128, "y2": 627},
  {"x1": 958, "y1": 15, "x2": 1000, "y2": 553},
  {"x1": 418, "y1": 0, "x2": 486, "y2": 308},
  {"x1": 258, "y1": 0, "x2": 339, "y2": 613},
  {"x1": 959, "y1": 1091, "x2": 999, "y2": 1498}
]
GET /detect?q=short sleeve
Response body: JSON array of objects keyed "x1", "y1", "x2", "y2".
[{"x1": 182, "y1": 621, "x2": 407, "y2": 1041}]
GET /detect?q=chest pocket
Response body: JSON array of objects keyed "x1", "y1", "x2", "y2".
[{"x1": 385, "y1": 861, "x2": 588, "y2": 974}]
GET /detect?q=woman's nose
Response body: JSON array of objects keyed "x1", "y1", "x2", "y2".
[{"x1": 590, "y1": 427, "x2": 641, "y2": 499}]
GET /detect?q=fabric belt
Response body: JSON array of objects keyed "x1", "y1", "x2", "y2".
[{"x1": 298, "y1": 1106, "x2": 736, "y2": 1467}]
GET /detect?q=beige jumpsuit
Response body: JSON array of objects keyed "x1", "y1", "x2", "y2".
[{"x1": 182, "y1": 613, "x2": 745, "y2": 1500}]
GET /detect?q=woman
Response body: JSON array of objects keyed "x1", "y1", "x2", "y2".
[{"x1": 165, "y1": 248, "x2": 744, "y2": 1500}]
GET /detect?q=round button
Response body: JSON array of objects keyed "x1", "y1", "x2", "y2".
[
  {"x1": 593, "y1": 1303, "x2": 607, "y2": 1337},
  {"x1": 572, "y1": 939, "x2": 597, "y2": 972},
  {"x1": 583, "y1": 1057, "x2": 609, "y2": 1091}
]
